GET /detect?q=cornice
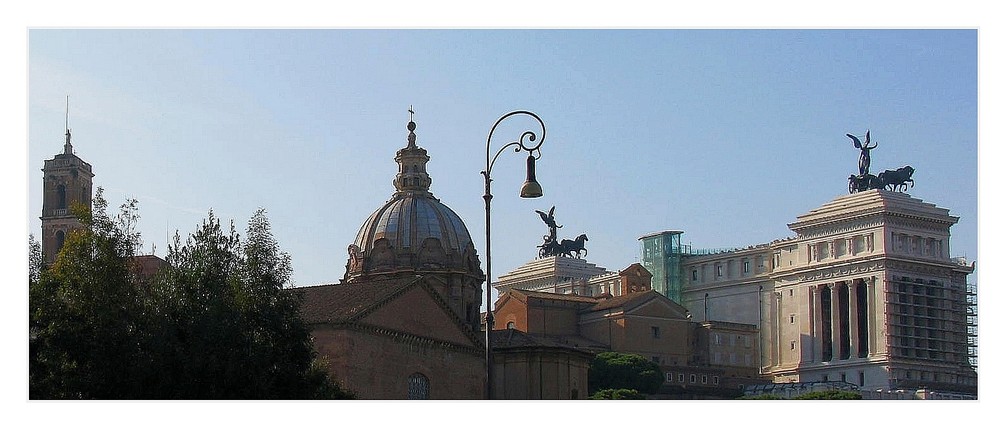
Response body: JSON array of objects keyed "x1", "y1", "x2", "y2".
[
  {"x1": 348, "y1": 321, "x2": 485, "y2": 357},
  {"x1": 772, "y1": 256, "x2": 886, "y2": 283}
]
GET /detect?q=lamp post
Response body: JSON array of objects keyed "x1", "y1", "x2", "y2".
[{"x1": 482, "y1": 110, "x2": 545, "y2": 399}]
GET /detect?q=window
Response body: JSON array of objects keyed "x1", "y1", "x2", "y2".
[
  {"x1": 713, "y1": 376, "x2": 720, "y2": 385},
  {"x1": 742, "y1": 260, "x2": 750, "y2": 274},
  {"x1": 506, "y1": 321, "x2": 515, "y2": 329},
  {"x1": 716, "y1": 264, "x2": 724, "y2": 278},
  {"x1": 714, "y1": 333, "x2": 721, "y2": 345},
  {"x1": 701, "y1": 375, "x2": 708, "y2": 384},
  {"x1": 691, "y1": 269, "x2": 698, "y2": 281},
  {"x1": 666, "y1": 373, "x2": 673, "y2": 382},
  {"x1": 407, "y1": 373, "x2": 429, "y2": 399},
  {"x1": 859, "y1": 371, "x2": 865, "y2": 387},
  {"x1": 55, "y1": 230, "x2": 66, "y2": 253},
  {"x1": 689, "y1": 374, "x2": 696, "y2": 383},
  {"x1": 789, "y1": 314, "x2": 795, "y2": 324},
  {"x1": 57, "y1": 184, "x2": 67, "y2": 209},
  {"x1": 790, "y1": 340, "x2": 796, "y2": 350},
  {"x1": 841, "y1": 373, "x2": 847, "y2": 382},
  {"x1": 651, "y1": 326, "x2": 660, "y2": 339},
  {"x1": 677, "y1": 373, "x2": 684, "y2": 383}
]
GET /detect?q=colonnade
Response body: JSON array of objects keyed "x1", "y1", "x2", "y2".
[{"x1": 808, "y1": 277, "x2": 877, "y2": 363}]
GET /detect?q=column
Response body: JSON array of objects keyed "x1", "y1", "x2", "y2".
[
  {"x1": 830, "y1": 283, "x2": 841, "y2": 361},
  {"x1": 847, "y1": 280, "x2": 860, "y2": 359},
  {"x1": 868, "y1": 275, "x2": 879, "y2": 356},
  {"x1": 811, "y1": 285, "x2": 823, "y2": 363}
]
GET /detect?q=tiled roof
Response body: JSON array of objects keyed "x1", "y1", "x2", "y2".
[
  {"x1": 514, "y1": 289, "x2": 600, "y2": 304},
  {"x1": 294, "y1": 277, "x2": 420, "y2": 324},
  {"x1": 588, "y1": 289, "x2": 658, "y2": 312},
  {"x1": 491, "y1": 329, "x2": 599, "y2": 356}
]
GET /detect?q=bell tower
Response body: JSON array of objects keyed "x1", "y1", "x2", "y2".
[{"x1": 40, "y1": 120, "x2": 94, "y2": 264}]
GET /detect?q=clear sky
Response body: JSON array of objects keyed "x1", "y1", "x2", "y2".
[{"x1": 27, "y1": 29, "x2": 979, "y2": 295}]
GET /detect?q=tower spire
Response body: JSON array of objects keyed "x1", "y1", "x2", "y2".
[
  {"x1": 393, "y1": 106, "x2": 432, "y2": 195},
  {"x1": 63, "y1": 95, "x2": 73, "y2": 155}
]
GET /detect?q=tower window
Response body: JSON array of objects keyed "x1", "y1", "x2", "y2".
[
  {"x1": 407, "y1": 373, "x2": 429, "y2": 399},
  {"x1": 57, "y1": 184, "x2": 67, "y2": 209},
  {"x1": 55, "y1": 230, "x2": 66, "y2": 253}
]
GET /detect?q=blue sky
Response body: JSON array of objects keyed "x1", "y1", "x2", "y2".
[{"x1": 26, "y1": 29, "x2": 979, "y2": 293}]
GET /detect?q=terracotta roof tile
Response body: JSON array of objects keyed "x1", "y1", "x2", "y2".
[
  {"x1": 294, "y1": 277, "x2": 420, "y2": 324},
  {"x1": 588, "y1": 289, "x2": 658, "y2": 312},
  {"x1": 515, "y1": 289, "x2": 600, "y2": 304}
]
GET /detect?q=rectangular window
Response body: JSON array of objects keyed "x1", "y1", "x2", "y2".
[
  {"x1": 742, "y1": 260, "x2": 750, "y2": 274},
  {"x1": 714, "y1": 333, "x2": 721, "y2": 345},
  {"x1": 701, "y1": 375, "x2": 708, "y2": 384},
  {"x1": 859, "y1": 371, "x2": 865, "y2": 386},
  {"x1": 716, "y1": 264, "x2": 724, "y2": 278},
  {"x1": 678, "y1": 373, "x2": 684, "y2": 382},
  {"x1": 666, "y1": 373, "x2": 673, "y2": 382},
  {"x1": 689, "y1": 374, "x2": 696, "y2": 383},
  {"x1": 790, "y1": 314, "x2": 795, "y2": 324},
  {"x1": 692, "y1": 269, "x2": 698, "y2": 281},
  {"x1": 651, "y1": 326, "x2": 660, "y2": 339},
  {"x1": 790, "y1": 340, "x2": 796, "y2": 350},
  {"x1": 713, "y1": 376, "x2": 720, "y2": 385}
]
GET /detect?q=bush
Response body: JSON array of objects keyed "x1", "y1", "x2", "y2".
[
  {"x1": 795, "y1": 390, "x2": 862, "y2": 400},
  {"x1": 589, "y1": 352, "x2": 665, "y2": 394},
  {"x1": 590, "y1": 388, "x2": 645, "y2": 400}
]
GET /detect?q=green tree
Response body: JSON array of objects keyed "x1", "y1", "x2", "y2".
[
  {"x1": 29, "y1": 191, "x2": 149, "y2": 398},
  {"x1": 590, "y1": 388, "x2": 645, "y2": 400},
  {"x1": 794, "y1": 390, "x2": 862, "y2": 400},
  {"x1": 29, "y1": 190, "x2": 351, "y2": 399},
  {"x1": 588, "y1": 352, "x2": 665, "y2": 395}
]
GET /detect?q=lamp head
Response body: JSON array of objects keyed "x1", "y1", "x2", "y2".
[{"x1": 519, "y1": 154, "x2": 543, "y2": 198}]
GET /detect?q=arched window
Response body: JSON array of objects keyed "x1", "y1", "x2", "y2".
[
  {"x1": 55, "y1": 230, "x2": 66, "y2": 253},
  {"x1": 57, "y1": 184, "x2": 67, "y2": 209},
  {"x1": 506, "y1": 321, "x2": 515, "y2": 329},
  {"x1": 407, "y1": 373, "x2": 429, "y2": 399}
]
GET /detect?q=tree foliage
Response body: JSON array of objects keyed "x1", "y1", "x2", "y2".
[
  {"x1": 738, "y1": 390, "x2": 862, "y2": 400},
  {"x1": 589, "y1": 388, "x2": 645, "y2": 400},
  {"x1": 29, "y1": 189, "x2": 351, "y2": 399},
  {"x1": 588, "y1": 352, "x2": 665, "y2": 395},
  {"x1": 794, "y1": 390, "x2": 862, "y2": 400}
]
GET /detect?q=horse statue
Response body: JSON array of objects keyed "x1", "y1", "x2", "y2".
[
  {"x1": 558, "y1": 234, "x2": 588, "y2": 258},
  {"x1": 877, "y1": 165, "x2": 915, "y2": 192}
]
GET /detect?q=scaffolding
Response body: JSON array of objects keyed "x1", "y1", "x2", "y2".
[
  {"x1": 967, "y1": 283, "x2": 978, "y2": 370},
  {"x1": 883, "y1": 275, "x2": 977, "y2": 390}
]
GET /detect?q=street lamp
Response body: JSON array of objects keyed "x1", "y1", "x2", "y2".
[{"x1": 482, "y1": 110, "x2": 546, "y2": 399}]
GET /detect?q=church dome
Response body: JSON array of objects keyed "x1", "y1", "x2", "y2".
[{"x1": 344, "y1": 116, "x2": 483, "y2": 282}]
